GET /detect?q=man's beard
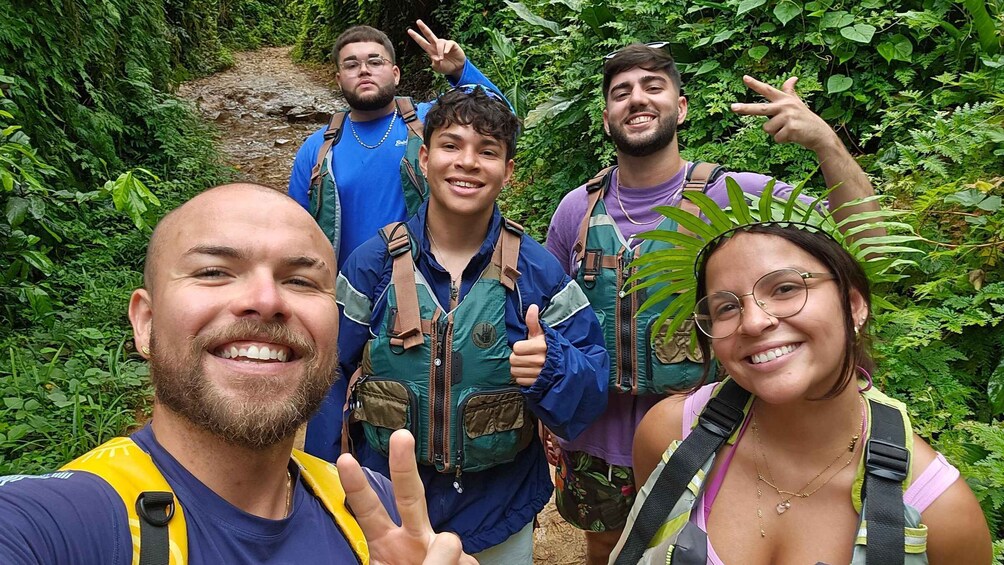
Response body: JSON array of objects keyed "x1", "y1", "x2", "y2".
[
  {"x1": 343, "y1": 81, "x2": 396, "y2": 112},
  {"x1": 149, "y1": 319, "x2": 336, "y2": 450},
  {"x1": 609, "y1": 110, "x2": 678, "y2": 157}
]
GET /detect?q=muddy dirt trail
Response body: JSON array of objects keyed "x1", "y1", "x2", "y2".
[{"x1": 178, "y1": 46, "x2": 586, "y2": 565}]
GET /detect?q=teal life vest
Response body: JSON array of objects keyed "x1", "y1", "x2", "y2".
[
  {"x1": 349, "y1": 220, "x2": 534, "y2": 488},
  {"x1": 307, "y1": 98, "x2": 428, "y2": 263},
  {"x1": 571, "y1": 163, "x2": 725, "y2": 395},
  {"x1": 612, "y1": 379, "x2": 926, "y2": 565}
]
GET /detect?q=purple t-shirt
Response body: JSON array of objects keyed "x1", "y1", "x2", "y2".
[
  {"x1": 545, "y1": 164, "x2": 794, "y2": 466},
  {"x1": 0, "y1": 425, "x2": 399, "y2": 564}
]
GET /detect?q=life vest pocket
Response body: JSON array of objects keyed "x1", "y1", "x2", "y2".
[
  {"x1": 644, "y1": 317, "x2": 704, "y2": 394},
  {"x1": 457, "y1": 388, "x2": 534, "y2": 472},
  {"x1": 354, "y1": 378, "x2": 418, "y2": 458}
]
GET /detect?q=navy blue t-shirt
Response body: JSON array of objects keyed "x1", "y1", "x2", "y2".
[{"x1": 0, "y1": 425, "x2": 398, "y2": 564}]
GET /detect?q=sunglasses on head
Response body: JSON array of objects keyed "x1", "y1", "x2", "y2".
[
  {"x1": 603, "y1": 41, "x2": 671, "y2": 60},
  {"x1": 445, "y1": 84, "x2": 518, "y2": 116}
]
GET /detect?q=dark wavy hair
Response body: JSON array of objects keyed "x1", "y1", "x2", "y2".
[
  {"x1": 602, "y1": 43, "x2": 682, "y2": 99},
  {"x1": 694, "y1": 223, "x2": 874, "y2": 399},
  {"x1": 332, "y1": 25, "x2": 396, "y2": 64},
  {"x1": 423, "y1": 88, "x2": 520, "y2": 160}
]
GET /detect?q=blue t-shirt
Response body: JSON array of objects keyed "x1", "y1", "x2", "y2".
[
  {"x1": 287, "y1": 60, "x2": 498, "y2": 269},
  {"x1": 0, "y1": 425, "x2": 398, "y2": 564}
]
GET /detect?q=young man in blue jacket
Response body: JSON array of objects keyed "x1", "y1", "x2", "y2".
[
  {"x1": 335, "y1": 86, "x2": 609, "y2": 563},
  {"x1": 287, "y1": 23, "x2": 502, "y2": 460}
]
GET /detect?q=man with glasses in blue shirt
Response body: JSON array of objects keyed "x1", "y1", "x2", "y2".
[
  {"x1": 544, "y1": 42, "x2": 880, "y2": 564},
  {"x1": 334, "y1": 85, "x2": 608, "y2": 563},
  {"x1": 288, "y1": 23, "x2": 501, "y2": 461}
]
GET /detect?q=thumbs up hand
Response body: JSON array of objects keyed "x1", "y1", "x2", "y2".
[{"x1": 510, "y1": 304, "x2": 548, "y2": 386}]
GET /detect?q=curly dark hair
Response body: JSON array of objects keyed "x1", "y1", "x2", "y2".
[
  {"x1": 423, "y1": 87, "x2": 520, "y2": 160},
  {"x1": 602, "y1": 43, "x2": 682, "y2": 99}
]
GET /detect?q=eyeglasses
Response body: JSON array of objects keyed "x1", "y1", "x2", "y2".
[
  {"x1": 339, "y1": 56, "x2": 391, "y2": 76},
  {"x1": 604, "y1": 41, "x2": 671, "y2": 60},
  {"x1": 694, "y1": 269, "x2": 836, "y2": 339},
  {"x1": 447, "y1": 84, "x2": 517, "y2": 116}
]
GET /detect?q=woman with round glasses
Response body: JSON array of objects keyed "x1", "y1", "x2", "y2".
[{"x1": 615, "y1": 223, "x2": 991, "y2": 564}]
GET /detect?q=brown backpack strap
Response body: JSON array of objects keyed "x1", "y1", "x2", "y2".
[
  {"x1": 572, "y1": 166, "x2": 615, "y2": 264},
  {"x1": 308, "y1": 112, "x2": 347, "y2": 199},
  {"x1": 381, "y1": 223, "x2": 424, "y2": 350},
  {"x1": 494, "y1": 218, "x2": 524, "y2": 291},
  {"x1": 678, "y1": 161, "x2": 725, "y2": 236},
  {"x1": 340, "y1": 366, "x2": 364, "y2": 456},
  {"x1": 395, "y1": 97, "x2": 423, "y2": 141}
]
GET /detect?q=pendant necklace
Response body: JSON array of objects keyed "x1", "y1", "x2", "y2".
[
  {"x1": 751, "y1": 396, "x2": 864, "y2": 538},
  {"x1": 350, "y1": 109, "x2": 398, "y2": 149}
]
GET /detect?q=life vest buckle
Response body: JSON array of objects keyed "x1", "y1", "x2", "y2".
[
  {"x1": 865, "y1": 438, "x2": 910, "y2": 482},
  {"x1": 582, "y1": 249, "x2": 603, "y2": 284},
  {"x1": 697, "y1": 395, "x2": 745, "y2": 439}
]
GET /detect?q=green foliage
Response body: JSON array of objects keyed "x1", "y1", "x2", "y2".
[
  {"x1": 0, "y1": 334, "x2": 151, "y2": 475},
  {"x1": 0, "y1": 1, "x2": 232, "y2": 473},
  {"x1": 217, "y1": 0, "x2": 302, "y2": 50}
]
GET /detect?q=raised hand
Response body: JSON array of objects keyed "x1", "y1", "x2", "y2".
[
  {"x1": 337, "y1": 430, "x2": 478, "y2": 565},
  {"x1": 407, "y1": 19, "x2": 466, "y2": 79},
  {"x1": 730, "y1": 75, "x2": 840, "y2": 155},
  {"x1": 510, "y1": 304, "x2": 547, "y2": 387}
]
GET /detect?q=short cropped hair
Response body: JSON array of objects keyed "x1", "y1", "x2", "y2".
[
  {"x1": 332, "y1": 25, "x2": 396, "y2": 64},
  {"x1": 423, "y1": 88, "x2": 520, "y2": 160},
  {"x1": 602, "y1": 43, "x2": 682, "y2": 99}
]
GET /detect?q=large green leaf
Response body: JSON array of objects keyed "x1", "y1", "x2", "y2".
[
  {"x1": 840, "y1": 23, "x2": 876, "y2": 44},
  {"x1": 737, "y1": 0, "x2": 767, "y2": 16},
  {"x1": 504, "y1": 1, "x2": 560, "y2": 35},
  {"x1": 773, "y1": 1, "x2": 802, "y2": 25}
]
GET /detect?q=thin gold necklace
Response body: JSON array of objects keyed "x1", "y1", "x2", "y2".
[
  {"x1": 426, "y1": 228, "x2": 462, "y2": 307},
  {"x1": 613, "y1": 168, "x2": 686, "y2": 227},
  {"x1": 284, "y1": 469, "x2": 293, "y2": 518},
  {"x1": 350, "y1": 109, "x2": 397, "y2": 149},
  {"x1": 751, "y1": 396, "x2": 863, "y2": 538}
]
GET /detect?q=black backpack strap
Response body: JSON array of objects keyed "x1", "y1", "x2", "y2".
[
  {"x1": 614, "y1": 380, "x2": 751, "y2": 565},
  {"x1": 136, "y1": 491, "x2": 175, "y2": 565},
  {"x1": 863, "y1": 400, "x2": 909, "y2": 565}
]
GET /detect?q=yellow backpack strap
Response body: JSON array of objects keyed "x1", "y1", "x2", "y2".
[
  {"x1": 395, "y1": 97, "x2": 423, "y2": 140},
  {"x1": 380, "y1": 222, "x2": 424, "y2": 350},
  {"x1": 572, "y1": 166, "x2": 615, "y2": 265},
  {"x1": 291, "y1": 450, "x2": 370, "y2": 564},
  {"x1": 61, "y1": 437, "x2": 188, "y2": 565}
]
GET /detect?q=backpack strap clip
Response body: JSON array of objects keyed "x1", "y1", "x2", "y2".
[
  {"x1": 698, "y1": 395, "x2": 746, "y2": 439},
  {"x1": 865, "y1": 438, "x2": 910, "y2": 482},
  {"x1": 381, "y1": 223, "x2": 424, "y2": 350}
]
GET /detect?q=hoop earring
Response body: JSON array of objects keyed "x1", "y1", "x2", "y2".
[{"x1": 856, "y1": 366, "x2": 873, "y2": 392}]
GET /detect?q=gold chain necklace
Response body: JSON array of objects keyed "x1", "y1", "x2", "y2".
[
  {"x1": 751, "y1": 396, "x2": 863, "y2": 538},
  {"x1": 426, "y1": 228, "x2": 462, "y2": 307},
  {"x1": 613, "y1": 168, "x2": 686, "y2": 227},
  {"x1": 349, "y1": 109, "x2": 397, "y2": 149},
  {"x1": 284, "y1": 469, "x2": 293, "y2": 518}
]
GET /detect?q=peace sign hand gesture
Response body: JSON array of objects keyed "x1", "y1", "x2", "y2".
[
  {"x1": 337, "y1": 430, "x2": 478, "y2": 565},
  {"x1": 730, "y1": 75, "x2": 840, "y2": 155},
  {"x1": 407, "y1": 19, "x2": 467, "y2": 80}
]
